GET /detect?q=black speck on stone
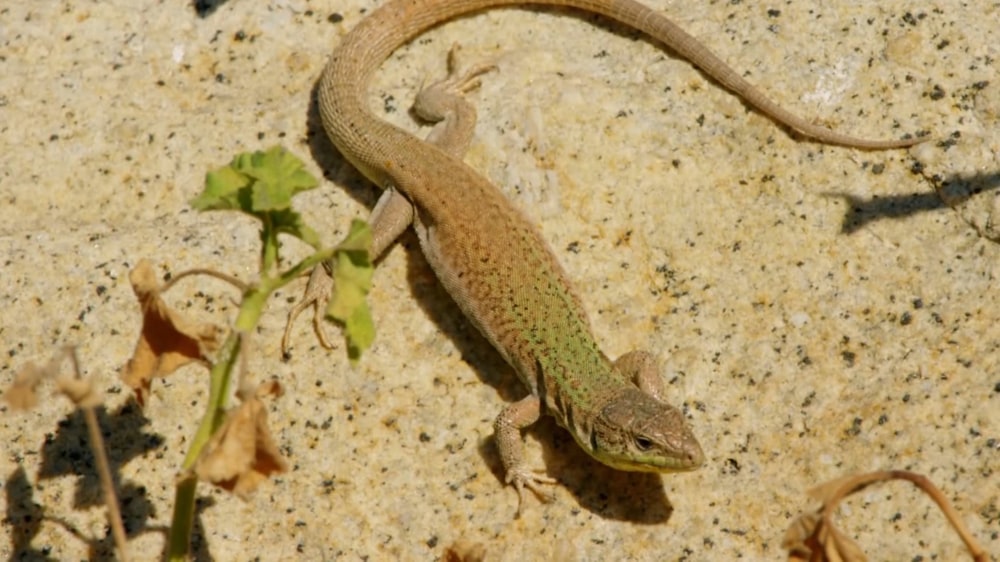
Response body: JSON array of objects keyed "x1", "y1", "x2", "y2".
[
  {"x1": 846, "y1": 417, "x2": 863, "y2": 436},
  {"x1": 328, "y1": 12, "x2": 344, "y2": 23},
  {"x1": 900, "y1": 311, "x2": 912, "y2": 325},
  {"x1": 767, "y1": 9, "x2": 781, "y2": 17},
  {"x1": 841, "y1": 351, "x2": 856, "y2": 367},
  {"x1": 871, "y1": 163, "x2": 885, "y2": 175}
]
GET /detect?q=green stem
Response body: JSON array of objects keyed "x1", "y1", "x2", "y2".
[
  {"x1": 165, "y1": 222, "x2": 342, "y2": 559},
  {"x1": 260, "y1": 216, "x2": 279, "y2": 275},
  {"x1": 166, "y1": 476, "x2": 198, "y2": 562},
  {"x1": 166, "y1": 328, "x2": 242, "y2": 561}
]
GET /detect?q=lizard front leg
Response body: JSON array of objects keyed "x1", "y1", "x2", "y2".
[{"x1": 494, "y1": 394, "x2": 558, "y2": 517}]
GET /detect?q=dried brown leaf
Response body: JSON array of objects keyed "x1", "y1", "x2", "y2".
[
  {"x1": 441, "y1": 540, "x2": 487, "y2": 562},
  {"x1": 56, "y1": 374, "x2": 102, "y2": 409},
  {"x1": 820, "y1": 522, "x2": 867, "y2": 562},
  {"x1": 121, "y1": 259, "x2": 223, "y2": 406},
  {"x1": 194, "y1": 381, "x2": 288, "y2": 497},
  {"x1": 806, "y1": 473, "x2": 862, "y2": 504},
  {"x1": 782, "y1": 511, "x2": 821, "y2": 561},
  {"x1": 785, "y1": 471, "x2": 988, "y2": 562},
  {"x1": 4, "y1": 362, "x2": 44, "y2": 410}
]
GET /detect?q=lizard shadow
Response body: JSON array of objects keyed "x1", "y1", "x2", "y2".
[
  {"x1": 825, "y1": 169, "x2": 1000, "y2": 235},
  {"x1": 304, "y1": 82, "x2": 675, "y2": 525}
]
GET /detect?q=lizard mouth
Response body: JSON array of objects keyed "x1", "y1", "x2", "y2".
[{"x1": 591, "y1": 445, "x2": 705, "y2": 473}]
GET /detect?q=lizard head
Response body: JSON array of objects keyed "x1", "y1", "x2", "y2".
[{"x1": 586, "y1": 388, "x2": 704, "y2": 473}]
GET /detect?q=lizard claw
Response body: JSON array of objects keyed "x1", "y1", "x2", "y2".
[
  {"x1": 282, "y1": 264, "x2": 337, "y2": 355},
  {"x1": 505, "y1": 466, "x2": 557, "y2": 518},
  {"x1": 442, "y1": 43, "x2": 499, "y2": 95}
]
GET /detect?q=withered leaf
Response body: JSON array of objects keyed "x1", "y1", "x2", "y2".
[
  {"x1": 4, "y1": 362, "x2": 44, "y2": 410},
  {"x1": 121, "y1": 259, "x2": 223, "y2": 406},
  {"x1": 4, "y1": 350, "x2": 96, "y2": 410},
  {"x1": 784, "y1": 471, "x2": 987, "y2": 562},
  {"x1": 194, "y1": 380, "x2": 288, "y2": 497},
  {"x1": 441, "y1": 540, "x2": 487, "y2": 562},
  {"x1": 56, "y1": 374, "x2": 102, "y2": 409}
]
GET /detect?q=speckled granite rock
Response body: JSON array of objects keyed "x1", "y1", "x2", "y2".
[{"x1": 1, "y1": 1, "x2": 996, "y2": 560}]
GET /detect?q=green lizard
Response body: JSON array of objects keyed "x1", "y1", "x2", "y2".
[{"x1": 290, "y1": 0, "x2": 922, "y2": 514}]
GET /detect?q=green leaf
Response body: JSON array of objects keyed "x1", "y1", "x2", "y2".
[
  {"x1": 345, "y1": 301, "x2": 375, "y2": 361},
  {"x1": 270, "y1": 208, "x2": 322, "y2": 250},
  {"x1": 233, "y1": 146, "x2": 318, "y2": 212},
  {"x1": 325, "y1": 220, "x2": 375, "y2": 362},
  {"x1": 192, "y1": 146, "x2": 323, "y2": 250},
  {"x1": 336, "y1": 217, "x2": 374, "y2": 253},
  {"x1": 191, "y1": 164, "x2": 251, "y2": 211}
]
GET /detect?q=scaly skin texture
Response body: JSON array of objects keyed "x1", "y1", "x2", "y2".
[{"x1": 315, "y1": 0, "x2": 922, "y2": 514}]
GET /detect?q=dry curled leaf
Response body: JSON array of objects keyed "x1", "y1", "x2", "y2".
[
  {"x1": 121, "y1": 259, "x2": 223, "y2": 406},
  {"x1": 56, "y1": 374, "x2": 102, "y2": 409},
  {"x1": 194, "y1": 380, "x2": 288, "y2": 498},
  {"x1": 783, "y1": 470, "x2": 988, "y2": 562},
  {"x1": 5, "y1": 348, "x2": 101, "y2": 410},
  {"x1": 441, "y1": 540, "x2": 487, "y2": 562},
  {"x1": 4, "y1": 362, "x2": 44, "y2": 410}
]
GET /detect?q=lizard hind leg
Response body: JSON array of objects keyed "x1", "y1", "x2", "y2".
[
  {"x1": 282, "y1": 48, "x2": 496, "y2": 355},
  {"x1": 413, "y1": 43, "x2": 498, "y2": 157},
  {"x1": 281, "y1": 186, "x2": 414, "y2": 354}
]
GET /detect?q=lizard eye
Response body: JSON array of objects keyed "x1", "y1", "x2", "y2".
[{"x1": 635, "y1": 436, "x2": 653, "y2": 451}]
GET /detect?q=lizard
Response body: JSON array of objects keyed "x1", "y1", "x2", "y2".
[{"x1": 295, "y1": 0, "x2": 924, "y2": 514}]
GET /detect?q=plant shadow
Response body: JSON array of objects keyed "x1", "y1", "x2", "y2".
[{"x1": 5, "y1": 398, "x2": 214, "y2": 560}]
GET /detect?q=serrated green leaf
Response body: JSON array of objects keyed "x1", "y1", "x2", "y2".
[
  {"x1": 270, "y1": 208, "x2": 322, "y2": 249},
  {"x1": 191, "y1": 164, "x2": 251, "y2": 211},
  {"x1": 337, "y1": 218, "x2": 374, "y2": 253},
  {"x1": 326, "y1": 247, "x2": 372, "y2": 320},
  {"x1": 233, "y1": 146, "x2": 318, "y2": 212},
  {"x1": 345, "y1": 301, "x2": 375, "y2": 362},
  {"x1": 325, "y1": 220, "x2": 375, "y2": 360}
]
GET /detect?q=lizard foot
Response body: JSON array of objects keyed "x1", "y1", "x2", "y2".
[
  {"x1": 438, "y1": 42, "x2": 498, "y2": 93},
  {"x1": 413, "y1": 43, "x2": 498, "y2": 123},
  {"x1": 281, "y1": 263, "x2": 336, "y2": 355},
  {"x1": 505, "y1": 466, "x2": 557, "y2": 518}
]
